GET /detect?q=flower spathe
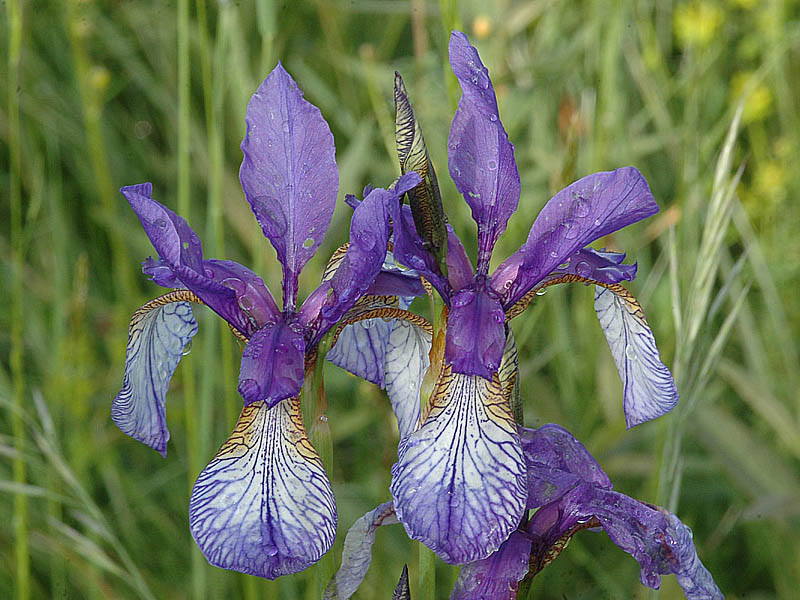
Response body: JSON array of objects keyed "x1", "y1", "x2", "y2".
[
  {"x1": 112, "y1": 63, "x2": 421, "y2": 579},
  {"x1": 386, "y1": 31, "x2": 680, "y2": 565}
]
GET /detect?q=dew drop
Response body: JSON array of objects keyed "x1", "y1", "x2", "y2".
[
  {"x1": 549, "y1": 250, "x2": 558, "y2": 259},
  {"x1": 155, "y1": 218, "x2": 167, "y2": 229},
  {"x1": 625, "y1": 345, "x2": 637, "y2": 360},
  {"x1": 557, "y1": 259, "x2": 571, "y2": 270},
  {"x1": 303, "y1": 237, "x2": 315, "y2": 249},
  {"x1": 594, "y1": 218, "x2": 602, "y2": 226},
  {"x1": 575, "y1": 196, "x2": 590, "y2": 217},
  {"x1": 488, "y1": 160, "x2": 497, "y2": 170},
  {"x1": 535, "y1": 288, "x2": 547, "y2": 296},
  {"x1": 319, "y1": 415, "x2": 328, "y2": 423},
  {"x1": 562, "y1": 218, "x2": 579, "y2": 240},
  {"x1": 575, "y1": 261, "x2": 592, "y2": 277},
  {"x1": 182, "y1": 340, "x2": 193, "y2": 356},
  {"x1": 489, "y1": 114, "x2": 498, "y2": 122}
]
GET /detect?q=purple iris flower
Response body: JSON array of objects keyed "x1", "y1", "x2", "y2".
[
  {"x1": 384, "y1": 31, "x2": 679, "y2": 565},
  {"x1": 327, "y1": 424, "x2": 722, "y2": 600},
  {"x1": 451, "y1": 424, "x2": 723, "y2": 600},
  {"x1": 111, "y1": 63, "x2": 421, "y2": 579}
]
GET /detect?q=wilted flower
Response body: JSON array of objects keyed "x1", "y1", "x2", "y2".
[
  {"x1": 112, "y1": 63, "x2": 421, "y2": 579},
  {"x1": 380, "y1": 30, "x2": 679, "y2": 565}
]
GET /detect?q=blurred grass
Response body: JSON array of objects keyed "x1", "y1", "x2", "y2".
[{"x1": 2, "y1": 0, "x2": 799, "y2": 598}]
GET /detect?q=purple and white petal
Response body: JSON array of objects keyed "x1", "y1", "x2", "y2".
[
  {"x1": 594, "y1": 286, "x2": 678, "y2": 427},
  {"x1": 384, "y1": 320, "x2": 431, "y2": 440},
  {"x1": 665, "y1": 513, "x2": 725, "y2": 600},
  {"x1": 112, "y1": 299, "x2": 198, "y2": 457},
  {"x1": 520, "y1": 424, "x2": 612, "y2": 507},
  {"x1": 123, "y1": 183, "x2": 203, "y2": 273},
  {"x1": 324, "y1": 502, "x2": 399, "y2": 600},
  {"x1": 492, "y1": 168, "x2": 657, "y2": 306},
  {"x1": 190, "y1": 398, "x2": 336, "y2": 580},
  {"x1": 450, "y1": 530, "x2": 532, "y2": 600},
  {"x1": 238, "y1": 321, "x2": 306, "y2": 407},
  {"x1": 448, "y1": 31, "x2": 520, "y2": 274},
  {"x1": 239, "y1": 63, "x2": 338, "y2": 310},
  {"x1": 390, "y1": 364, "x2": 526, "y2": 564},
  {"x1": 327, "y1": 315, "x2": 393, "y2": 386},
  {"x1": 445, "y1": 287, "x2": 506, "y2": 380},
  {"x1": 557, "y1": 247, "x2": 637, "y2": 284}
]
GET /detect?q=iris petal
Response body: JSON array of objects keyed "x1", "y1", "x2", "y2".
[
  {"x1": 384, "y1": 320, "x2": 431, "y2": 440},
  {"x1": 112, "y1": 298, "x2": 198, "y2": 457},
  {"x1": 238, "y1": 321, "x2": 305, "y2": 407},
  {"x1": 390, "y1": 361, "x2": 526, "y2": 564},
  {"x1": 594, "y1": 285, "x2": 679, "y2": 427},
  {"x1": 445, "y1": 286, "x2": 506, "y2": 379},
  {"x1": 492, "y1": 167, "x2": 657, "y2": 307},
  {"x1": 448, "y1": 31, "x2": 521, "y2": 273},
  {"x1": 450, "y1": 530, "x2": 532, "y2": 600},
  {"x1": 189, "y1": 398, "x2": 336, "y2": 580},
  {"x1": 324, "y1": 501, "x2": 399, "y2": 600},
  {"x1": 239, "y1": 63, "x2": 338, "y2": 310}
]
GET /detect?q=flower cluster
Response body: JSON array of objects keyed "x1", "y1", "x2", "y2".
[{"x1": 113, "y1": 31, "x2": 722, "y2": 599}]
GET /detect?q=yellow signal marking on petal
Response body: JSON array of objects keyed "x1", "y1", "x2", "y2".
[
  {"x1": 505, "y1": 274, "x2": 647, "y2": 325},
  {"x1": 322, "y1": 243, "x2": 350, "y2": 281},
  {"x1": 422, "y1": 361, "x2": 516, "y2": 433},
  {"x1": 214, "y1": 398, "x2": 322, "y2": 466}
]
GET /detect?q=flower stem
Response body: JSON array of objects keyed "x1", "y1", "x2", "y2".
[{"x1": 417, "y1": 543, "x2": 436, "y2": 600}]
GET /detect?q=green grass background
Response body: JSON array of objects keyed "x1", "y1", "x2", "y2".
[{"x1": 2, "y1": 0, "x2": 799, "y2": 598}]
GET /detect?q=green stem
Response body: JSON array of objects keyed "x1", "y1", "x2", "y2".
[
  {"x1": 8, "y1": 0, "x2": 29, "y2": 597},
  {"x1": 418, "y1": 544, "x2": 436, "y2": 600}
]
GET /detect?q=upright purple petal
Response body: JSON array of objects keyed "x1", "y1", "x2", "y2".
[
  {"x1": 445, "y1": 286, "x2": 506, "y2": 380},
  {"x1": 190, "y1": 399, "x2": 336, "y2": 579},
  {"x1": 594, "y1": 286, "x2": 679, "y2": 427},
  {"x1": 390, "y1": 362, "x2": 526, "y2": 564},
  {"x1": 320, "y1": 187, "x2": 393, "y2": 324},
  {"x1": 450, "y1": 531, "x2": 532, "y2": 600},
  {"x1": 520, "y1": 424, "x2": 612, "y2": 507},
  {"x1": 445, "y1": 226, "x2": 475, "y2": 291},
  {"x1": 389, "y1": 197, "x2": 451, "y2": 301},
  {"x1": 238, "y1": 321, "x2": 305, "y2": 407},
  {"x1": 239, "y1": 63, "x2": 338, "y2": 311},
  {"x1": 448, "y1": 31, "x2": 520, "y2": 274},
  {"x1": 112, "y1": 299, "x2": 198, "y2": 456},
  {"x1": 492, "y1": 168, "x2": 657, "y2": 306}
]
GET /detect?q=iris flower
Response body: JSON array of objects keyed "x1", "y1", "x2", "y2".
[
  {"x1": 367, "y1": 31, "x2": 679, "y2": 565},
  {"x1": 112, "y1": 63, "x2": 421, "y2": 579},
  {"x1": 327, "y1": 422, "x2": 722, "y2": 600}
]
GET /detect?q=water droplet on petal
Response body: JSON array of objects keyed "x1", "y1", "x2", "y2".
[
  {"x1": 575, "y1": 195, "x2": 590, "y2": 217},
  {"x1": 594, "y1": 218, "x2": 602, "y2": 226},
  {"x1": 303, "y1": 237, "x2": 315, "y2": 249},
  {"x1": 562, "y1": 218, "x2": 579, "y2": 240},
  {"x1": 155, "y1": 218, "x2": 167, "y2": 229},
  {"x1": 549, "y1": 250, "x2": 558, "y2": 259},
  {"x1": 488, "y1": 160, "x2": 497, "y2": 170},
  {"x1": 575, "y1": 261, "x2": 592, "y2": 277},
  {"x1": 535, "y1": 288, "x2": 547, "y2": 296},
  {"x1": 182, "y1": 340, "x2": 193, "y2": 356},
  {"x1": 625, "y1": 345, "x2": 637, "y2": 360},
  {"x1": 489, "y1": 114, "x2": 498, "y2": 122}
]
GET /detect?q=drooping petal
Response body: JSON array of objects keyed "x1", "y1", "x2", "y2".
[
  {"x1": 520, "y1": 424, "x2": 612, "y2": 507},
  {"x1": 123, "y1": 183, "x2": 203, "y2": 273},
  {"x1": 239, "y1": 63, "x2": 338, "y2": 310},
  {"x1": 142, "y1": 257, "x2": 181, "y2": 288},
  {"x1": 492, "y1": 167, "x2": 657, "y2": 307},
  {"x1": 594, "y1": 286, "x2": 679, "y2": 427},
  {"x1": 448, "y1": 31, "x2": 521, "y2": 274},
  {"x1": 112, "y1": 297, "x2": 198, "y2": 457},
  {"x1": 238, "y1": 321, "x2": 305, "y2": 407},
  {"x1": 445, "y1": 286, "x2": 506, "y2": 380},
  {"x1": 384, "y1": 320, "x2": 431, "y2": 440},
  {"x1": 189, "y1": 398, "x2": 336, "y2": 580},
  {"x1": 665, "y1": 513, "x2": 725, "y2": 600},
  {"x1": 390, "y1": 360, "x2": 527, "y2": 564},
  {"x1": 450, "y1": 531, "x2": 532, "y2": 600},
  {"x1": 526, "y1": 484, "x2": 723, "y2": 598},
  {"x1": 326, "y1": 303, "x2": 394, "y2": 386},
  {"x1": 323, "y1": 501, "x2": 399, "y2": 600}
]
